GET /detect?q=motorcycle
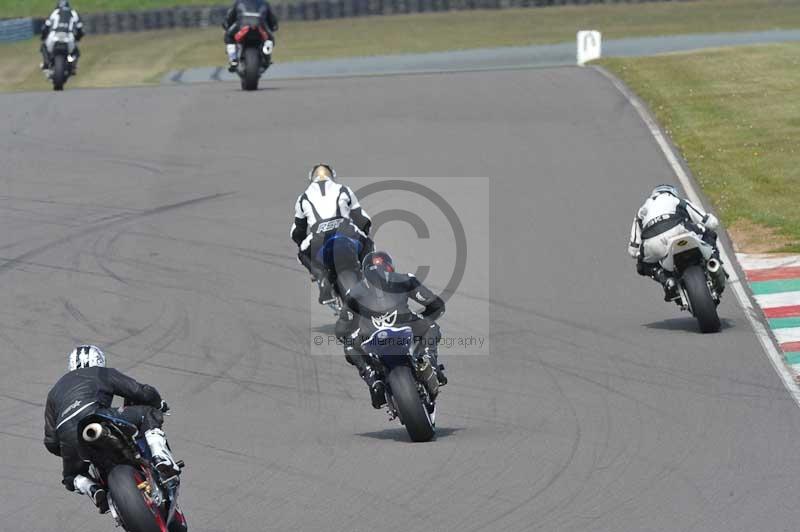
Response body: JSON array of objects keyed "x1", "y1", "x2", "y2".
[
  {"x1": 44, "y1": 31, "x2": 77, "y2": 91},
  {"x1": 232, "y1": 13, "x2": 274, "y2": 91},
  {"x1": 660, "y1": 230, "x2": 727, "y2": 333},
  {"x1": 77, "y1": 412, "x2": 187, "y2": 532},
  {"x1": 361, "y1": 326, "x2": 439, "y2": 442},
  {"x1": 315, "y1": 219, "x2": 365, "y2": 313}
]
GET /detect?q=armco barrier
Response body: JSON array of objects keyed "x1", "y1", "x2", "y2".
[
  {"x1": 0, "y1": 18, "x2": 34, "y2": 43},
  {"x1": 2, "y1": 0, "x2": 687, "y2": 39}
]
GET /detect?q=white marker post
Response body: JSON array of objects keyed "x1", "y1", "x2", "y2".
[{"x1": 577, "y1": 30, "x2": 602, "y2": 66}]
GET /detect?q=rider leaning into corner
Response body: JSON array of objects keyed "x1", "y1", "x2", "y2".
[
  {"x1": 222, "y1": 0, "x2": 279, "y2": 72},
  {"x1": 291, "y1": 164, "x2": 374, "y2": 304},
  {"x1": 335, "y1": 251, "x2": 448, "y2": 409},
  {"x1": 628, "y1": 184, "x2": 724, "y2": 300},
  {"x1": 44, "y1": 345, "x2": 181, "y2": 514},
  {"x1": 40, "y1": 0, "x2": 84, "y2": 73}
]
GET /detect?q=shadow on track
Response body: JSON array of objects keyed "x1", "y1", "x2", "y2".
[
  {"x1": 357, "y1": 427, "x2": 464, "y2": 442},
  {"x1": 643, "y1": 317, "x2": 735, "y2": 333}
]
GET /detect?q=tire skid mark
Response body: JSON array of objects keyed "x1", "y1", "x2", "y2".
[
  {"x1": 62, "y1": 298, "x2": 106, "y2": 336},
  {"x1": 140, "y1": 359, "x2": 353, "y2": 402},
  {"x1": 119, "y1": 302, "x2": 190, "y2": 372},
  {"x1": 489, "y1": 322, "x2": 787, "y2": 397},
  {"x1": 0, "y1": 192, "x2": 235, "y2": 276}
]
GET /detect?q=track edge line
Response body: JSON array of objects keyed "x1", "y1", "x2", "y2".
[{"x1": 591, "y1": 64, "x2": 800, "y2": 408}]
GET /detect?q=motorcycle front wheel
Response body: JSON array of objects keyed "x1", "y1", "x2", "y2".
[
  {"x1": 387, "y1": 366, "x2": 435, "y2": 442},
  {"x1": 107, "y1": 465, "x2": 164, "y2": 532},
  {"x1": 52, "y1": 54, "x2": 66, "y2": 91},
  {"x1": 682, "y1": 264, "x2": 721, "y2": 333},
  {"x1": 242, "y1": 47, "x2": 260, "y2": 91}
]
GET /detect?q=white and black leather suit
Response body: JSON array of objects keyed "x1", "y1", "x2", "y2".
[
  {"x1": 291, "y1": 180, "x2": 374, "y2": 283},
  {"x1": 44, "y1": 367, "x2": 164, "y2": 491},
  {"x1": 40, "y1": 3, "x2": 84, "y2": 67}
]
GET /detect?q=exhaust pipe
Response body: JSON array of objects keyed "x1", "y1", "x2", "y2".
[
  {"x1": 707, "y1": 258, "x2": 721, "y2": 273},
  {"x1": 82, "y1": 422, "x2": 104, "y2": 443}
]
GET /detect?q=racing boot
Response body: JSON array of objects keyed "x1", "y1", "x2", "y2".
[
  {"x1": 70, "y1": 48, "x2": 80, "y2": 75},
  {"x1": 416, "y1": 327, "x2": 447, "y2": 386},
  {"x1": 40, "y1": 44, "x2": 49, "y2": 70},
  {"x1": 318, "y1": 278, "x2": 335, "y2": 305},
  {"x1": 418, "y1": 346, "x2": 447, "y2": 386},
  {"x1": 361, "y1": 366, "x2": 386, "y2": 409},
  {"x1": 652, "y1": 267, "x2": 678, "y2": 302},
  {"x1": 144, "y1": 428, "x2": 180, "y2": 481},
  {"x1": 74, "y1": 475, "x2": 109, "y2": 514},
  {"x1": 226, "y1": 44, "x2": 238, "y2": 72}
]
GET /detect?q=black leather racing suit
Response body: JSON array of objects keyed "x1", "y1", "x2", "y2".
[
  {"x1": 44, "y1": 367, "x2": 164, "y2": 490},
  {"x1": 335, "y1": 273, "x2": 445, "y2": 374},
  {"x1": 223, "y1": 0, "x2": 279, "y2": 44}
]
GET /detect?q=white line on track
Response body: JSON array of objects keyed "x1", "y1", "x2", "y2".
[{"x1": 594, "y1": 66, "x2": 800, "y2": 407}]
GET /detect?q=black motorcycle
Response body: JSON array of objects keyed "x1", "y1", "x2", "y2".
[
  {"x1": 43, "y1": 30, "x2": 76, "y2": 91},
  {"x1": 77, "y1": 411, "x2": 187, "y2": 532},
  {"x1": 232, "y1": 14, "x2": 273, "y2": 91},
  {"x1": 361, "y1": 326, "x2": 440, "y2": 442}
]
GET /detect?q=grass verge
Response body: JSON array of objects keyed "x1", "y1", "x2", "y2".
[
  {"x1": 0, "y1": 0, "x2": 215, "y2": 18},
  {"x1": 601, "y1": 43, "x2": 800, "y2": 253},
  {"x1": 2, "y1": 0, "x2": 800, "y2": 91}
]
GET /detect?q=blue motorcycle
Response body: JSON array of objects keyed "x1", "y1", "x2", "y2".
[{"x1": 315, "y1": 225, "x2": 364, "y2": 313}]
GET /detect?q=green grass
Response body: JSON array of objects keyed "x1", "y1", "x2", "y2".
[
  {"x1": 0, "y1": 0, "x2": 216, "y2": 18},
  {"x1": 2, "y1": 0, "x2": 800, "y2": 92},
  {"x1": 602, "y1": 43, "x2": 800, "y2": 253}
]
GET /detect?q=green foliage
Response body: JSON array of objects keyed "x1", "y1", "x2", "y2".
[{"x1": 603, "y1": 43, "x2": 800, "y2": 252}]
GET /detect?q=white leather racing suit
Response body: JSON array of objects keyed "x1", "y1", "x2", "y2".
[
  {"x1": 628, "y1": 192, "x2": 719, "y2": 264},
  {"x1": 290, "y1": 179, "x2": 373, "y2": 283}
]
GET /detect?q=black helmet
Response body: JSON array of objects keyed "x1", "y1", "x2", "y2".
[
  {"x1": 57, "y1": 0, "x2": 71, "y2": 9},
  {"x1": 362, "y1": 251, "x2": 394, "y2": 287}
]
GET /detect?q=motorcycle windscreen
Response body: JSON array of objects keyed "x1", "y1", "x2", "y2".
[{"x1": 361, "y1": 326, "x2": 414, "y2": 368}]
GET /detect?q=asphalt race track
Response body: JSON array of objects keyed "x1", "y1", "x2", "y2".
[{"x1": 2, "y1": 67, "x2": 800, "y2": 532}]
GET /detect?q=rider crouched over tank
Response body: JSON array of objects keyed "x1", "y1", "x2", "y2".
[
  {"x1": 222, "y1": 0, "x2": 279, "y2": 72},
  {"x1": 629, "y1": 184, "x2": 725, "y2": 301},
  {"x1": 43, "y1": 345, "x2": 181, "y2": 514},
  {"x1": 335, "y1": 251, "x2": 448, "y2": 409}
]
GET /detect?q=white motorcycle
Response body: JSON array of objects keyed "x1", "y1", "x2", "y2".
[
  {"x1": 44, "y1": 31, "x2": 77, "y2": 91},
  {"x1": 659, "y1": 230, "x2": 727, "y2": 333}
]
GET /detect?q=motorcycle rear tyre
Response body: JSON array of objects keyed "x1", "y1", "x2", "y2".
[
  {"x1": 387, "y1": 366, "x2": 434, "y2": 442},
  {"x1": 108, "y1": 465, "x2": 163, "y2": 532},
  {"x1": 683, "y1": 264, "x2": 721, "y2": 333}
]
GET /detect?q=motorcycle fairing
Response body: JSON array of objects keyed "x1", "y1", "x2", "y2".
[
  {"x1": 659, "y1": 231, "x2": 715, "y2": 273},
  {"x1": 316, "y1": 232, "x2": 362, "y2": 270},
  {"x1": 361, "y1": 326, "x2": 415, "y2": 369}
]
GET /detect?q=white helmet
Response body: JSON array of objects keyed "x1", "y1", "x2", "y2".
[
  {"x1": 68, "y1": 345, "x2": 106, "y2": 371},
  {"x1": 308, "y1": 164, "x2": 336, "y2": 183},
  {"x1": 651, "y1": 184, "x2": 679, "y2": 198}
]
